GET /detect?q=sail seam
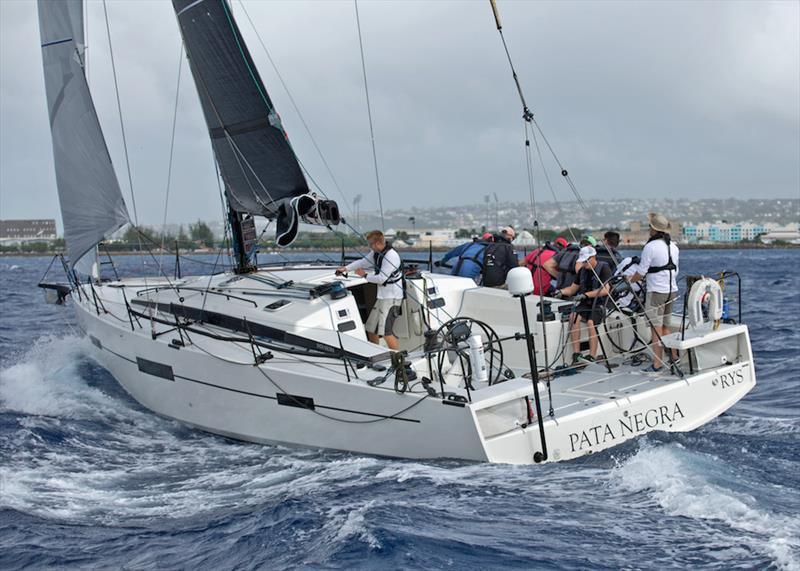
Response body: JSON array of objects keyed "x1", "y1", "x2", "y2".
[
  {"x1": 41, "y1": 37, "x2": 72, "y2": 48},
  {"x1": 176, "y1": 0, "x2": 205, "y2": 17}
]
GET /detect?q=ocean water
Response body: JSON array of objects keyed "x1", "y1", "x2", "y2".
[{"x1": 1, "y1": 249, "x2": 798, "y2": 570}]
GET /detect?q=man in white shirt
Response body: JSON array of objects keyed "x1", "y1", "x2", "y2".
[
  {"x1": 629, "y1": 212, "x2": 680, "y2": 372},
  {"x1": 337, "y1": 230, "x2": 403, "y2": 350}
]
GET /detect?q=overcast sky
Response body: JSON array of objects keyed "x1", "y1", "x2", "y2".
[{"x1": 1, "y1": 0, "x2": 798, "y2": 229}]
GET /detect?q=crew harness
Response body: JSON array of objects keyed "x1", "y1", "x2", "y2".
[
  {"x1": 373, "y1": 244, "x2": 404, "y2": 288},
  {"x1": 645, "y1": 233, "x2": 677, "y2": 282}
]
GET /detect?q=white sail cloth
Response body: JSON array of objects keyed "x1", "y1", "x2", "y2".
[{"x1": 38, "y1": 0, "x2": 129, "y2": 271}]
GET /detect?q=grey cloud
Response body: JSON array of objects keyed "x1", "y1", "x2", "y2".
[{"x1": 1, "y1": 0, "x2": 797, "y2": 231}]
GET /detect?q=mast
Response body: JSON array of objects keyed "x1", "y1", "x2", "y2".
[{"x1": 228, "y1": 207, "x2": 256, "y2": 273}]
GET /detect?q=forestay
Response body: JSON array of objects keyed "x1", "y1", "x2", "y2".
[{"x1": 37, "y1": 0, "x2": 130, "y2": 271}]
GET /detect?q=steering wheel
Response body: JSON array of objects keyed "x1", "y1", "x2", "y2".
[{"x1": 430, "y1": 317, "x2": 505, "y2": 388}]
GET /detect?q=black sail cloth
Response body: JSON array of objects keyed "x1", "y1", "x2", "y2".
[{"x1": 173, "y1": 0, "x2": 339, "y2": 245}]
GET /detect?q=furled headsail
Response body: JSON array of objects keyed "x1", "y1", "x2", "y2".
[
  {"x1": 37, "y1": 0, "x2": 130, "y2": 270},
  {"x1": 172, "y1": 0, "x2": 339, "y2": 247}
]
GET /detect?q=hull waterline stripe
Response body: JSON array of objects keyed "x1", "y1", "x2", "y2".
[{"x1": 96, "y1": 345, "x2": 419, "y2": 423}]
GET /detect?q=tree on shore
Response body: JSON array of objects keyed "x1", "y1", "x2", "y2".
[{"x1": 189, "y1": 221, "x2": 215, "y2": 247}]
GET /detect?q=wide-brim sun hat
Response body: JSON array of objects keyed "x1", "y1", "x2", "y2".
[
  {"x1": 576, "y1": 245, "x2": 596, "y2": 263},
  {"x1": 648, "y1": 212, "x2": 671, "y2": 233}
]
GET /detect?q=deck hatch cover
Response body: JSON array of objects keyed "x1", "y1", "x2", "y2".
[
  {"x1": 136, "y1": 357, "x2": 175, "y2": 381},
  {"x1": 337, "y1": 320, "x2": 357, "y2": 332},
  {"x1": 277, "y1": 393, "x2": 315, "y2": 410}
]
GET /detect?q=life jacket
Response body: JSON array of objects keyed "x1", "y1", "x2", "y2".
[
  {"x1": 452, "y1": 240, "x2": 488, "y2": 277},
  {"x1": 482, "y1": 240, "x2": 514, "y2": 287},
  {"x1": 645, "y1": 233, "x2": 677, "y2": 274},
  {"x1": 525, "y1": 243, "x2": 558, "y2": 272},
  {"x1": 372, "y1": 244, "x2": 403, "y2": 286},
  {"x1": 578, "y1": 260, "x2": 611, "y2": 294},
  {"x1": 556, "y1": 244, "x2": 580, "y2": 274},
  {"x1": 595, "y1": 244, "x2": 621, "y2": 268}
]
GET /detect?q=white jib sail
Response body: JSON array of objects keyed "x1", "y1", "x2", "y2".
[{"x1": 38, "y1": 0, "x2": 129, "y2": 272}]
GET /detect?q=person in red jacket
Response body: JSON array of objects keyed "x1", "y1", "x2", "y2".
[{"x1": 521, "y1": 236, "x2": 568, "y2": 295}]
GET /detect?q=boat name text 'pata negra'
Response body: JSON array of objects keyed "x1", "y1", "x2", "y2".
[{"x1": 569, "y1": 402, "x2": 686, "y2": 452}]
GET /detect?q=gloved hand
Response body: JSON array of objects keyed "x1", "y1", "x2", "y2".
[
  {"x1": 573, "y1": 293, "x2": 587, "y2": 303},
  {"x1": 553, "y1": 290, "x2": 564, "y2": 299},
  {"x1": 433, "y1": 260, "x2": 442, "y2": 268}
]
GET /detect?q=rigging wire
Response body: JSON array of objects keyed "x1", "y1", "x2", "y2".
[
  {"x1": 354, "y1": 0, "x2": 386, "y2": 231},
  {"x1": 101, "y1": 0, "x2": 139, "y2": 228},
  {"x1": 488, "y1": 0, "x2": 673, "y2": 371},
  {"x1": 159, "y1": 43, "x2": 184, "y2": 275}
]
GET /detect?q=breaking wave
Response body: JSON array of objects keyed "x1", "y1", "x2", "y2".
[{"x1": 612, "y1": 441, "x2": 800, "y2": 570}]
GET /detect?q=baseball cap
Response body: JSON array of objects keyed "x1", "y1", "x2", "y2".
[
  {"x1": 576, "y1": 246, "x2": 597, "y2": 263},
  {"x1": 581, "y1": 235, "x2": 597, "y2": 247},
  {"x1": 554, "y1": 236, "x2": 568, "y2": 249}
]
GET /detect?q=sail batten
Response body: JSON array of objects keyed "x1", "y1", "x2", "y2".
[
  {"x1": 172, "y1": 0, "x2": 311, "y2": 219},
  {"x1": 38, "y1": 0, "x2": 129, "y2": 271}
]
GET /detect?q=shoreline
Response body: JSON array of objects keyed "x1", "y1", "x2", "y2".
[{"x1": 2, "y1": 242, "x2": 798, "y2": 258}]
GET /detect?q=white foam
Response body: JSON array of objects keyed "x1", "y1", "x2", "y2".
[
  {"x1": 0, "y1": 334, "x2": 113, "y2": 419},
  {"x1": 612, "y1": 441, "x2": 800, "y2": 570},
  {"x1": 328, "y1": 500, "x2": 382, "y2": 550},
  {"x1": 1, "y1": 343, "x2": 393, "y2": 526}
]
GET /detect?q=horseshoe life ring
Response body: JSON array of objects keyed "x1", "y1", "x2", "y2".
[{"x1": 687, "y1": 277, "x2": 723, "y2": 329}]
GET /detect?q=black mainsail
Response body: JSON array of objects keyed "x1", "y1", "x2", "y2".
[{"x1": 173, "y1": 0, "x2": 338, "y2": 254}]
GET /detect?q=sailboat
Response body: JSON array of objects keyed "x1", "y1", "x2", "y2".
[{"x1": 36, "y1": 0, "x2": 755, "y2": 464}]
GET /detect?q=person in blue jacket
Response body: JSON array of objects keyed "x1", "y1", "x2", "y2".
[{"x1": 436, "y1": 235, "x2": 491, "y2": 283}]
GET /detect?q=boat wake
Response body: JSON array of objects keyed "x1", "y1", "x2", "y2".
[
  {"x1": 612, "y1": 441, "x2": 800, "y2": 570},
  {"x1": 2, "y1": 333, "x2": 797, "y2": 569}
]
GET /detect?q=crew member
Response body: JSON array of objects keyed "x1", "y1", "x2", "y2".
[
  {"x1": 557, "y1": 245, "x2": 613, "y2": 365},
  {"x1": 520, "y1": 236, "x2": 568, "y2": 295},
  {"x1": 596, "y1": 231, "x2": 622, "y2": 267},
  {"x1": 543, "y1": 239, "x2": 581, "y2": 292},
  {"x1": 336, "y1": 230, "x2": 403, "y2": 350},
  {"x1": 437, "y1": 235, "x2": 490, "y2": 283},
  {"x1": 482, "y1": 226, "x2": 518, "y2": 287},
  {"x1": 628, "y1": 212, "x2": 680, "y2": 372}
]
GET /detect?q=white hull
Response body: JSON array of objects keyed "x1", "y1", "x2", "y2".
[{"x1": 68, "y1": 267, "x2": 755, "y2": 464}]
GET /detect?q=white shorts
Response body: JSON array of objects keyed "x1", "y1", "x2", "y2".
[
  {"x1": 645, "y1": 291, "x2": 677, "y2": 328},
  {"x1": 365, "y1": 298, "x2": 402, "y2": 336}
]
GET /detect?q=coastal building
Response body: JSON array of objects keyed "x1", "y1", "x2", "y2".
[
  {"x1": 682, "y1": 221, "x2": 768, "y2": 243},
  {"x1": 0, "y1": 219, "x2": 57, "y2": 244},
  {"x1": 620, "y1": 219, "x2": 683, "y2": 245},
  {"x1": 760, "y1": 223, "x2": 800, "y2": 245},
  {"x1": 681, "y1": 222, "x2": 799, "y2": 244},
  {"x1": 414, "y1": 229, "x2": 459, "y2": 248}
]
